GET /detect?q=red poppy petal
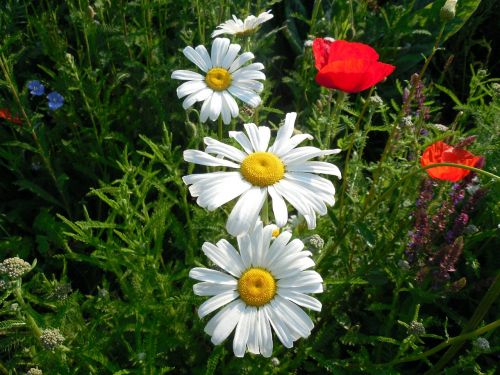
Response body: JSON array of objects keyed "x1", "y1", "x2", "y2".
[
  {"x1": 421, "y1": 141, "x2": 482, "y2": 182},
  {"x1": 315, "y1": 59, "x2": 395, "y2": 93},
  {"x1": 327, "y1": 40, "x2": 380, "y2": 63},
  {"x1": 356, "y1": 61, "x2": 395, "y2": 92},
  {"x1": 312, "y1": 38, "x2": 333, "y2": 70}
]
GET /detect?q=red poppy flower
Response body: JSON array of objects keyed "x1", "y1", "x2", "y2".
[
  {"x1": 421, "y1": 141, "x2": 482, "y2": 182},
  {"x1": 0, "y1": 108, "x2": 23, "y2": 125},
  {"x1": 312, "y1": 38, "x2": 395, "y2": 93}
]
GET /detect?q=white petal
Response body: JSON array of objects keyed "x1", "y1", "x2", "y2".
[
  {"x1": 220, "y1": 95, "x2": 231, "y2": 124},
  {"x1": 176, "y1": 80, "x2": 207, "y2": 99},
  {"x1": 221, "y1": 44, "x2": 241, "y2": 69},
  {"x1": 272, "y1": 296, "x2": 313, "y2": 337},
  {"x1": 269, "y1": 247, "x2": 310, "y2": 273},
  {"x1": 202, "y1": 242, "x2": 244, "y2": 277},
  {"x1": 232, "y1": 69, "x2": 266, "y2": 81},
  {"x1": 209, "y1": 91, "x2": 222, "y2": 121},
  {"x1": 210, "y1": 300, "x2": 245, "y2": 345},
  {"x1": 200, "y1": 93, "x2": 212, "y2": 122},
  {"x1": 258, "y1": 308, "x2": 273, "y2": 357},
  {"x1": 197, "y1": 178, "x2": 251, "y2": 211},
  {"x1": 273, "y1": 180, "x2": 315, "y2": 220},
  {"x1": 229, "y1": 52, "x2": 254, "y2": 73},
  {"x1": 279, "y1": 179, "x2": 328, "y2": 215},
  {"x1": 183, "y1": 46, "x2": 210, "y2": 72},
  {"x1": 182, "y1": 88, "x2": 212, "y2": 109},
  {"x1": 275, "y1": 134, "x2": 314, "y2": 157},
  {"x1": 229, "y1": 130, "x2": 254, "y2": 154},
  {"x1": 285, "y1": 172, "x2": 336, "y2": 197},
  {"x1": 211, "y1": 38, "x2": 230, "y2": 67},
  {"x1": 281, "y1": 147, "x2": 340, "y2": 165},
  {"x1": 204, "y1": 299, "x2": 240, "y2": 335},
  {"x1": 231, "y1": 79, "x2": 264, "y2": 93},
  {"x1": 193, "y1": 282, "x2": 237, "y2": 296},
  {"x1": 227, "y1": 187, "x2": 267, "y2": 236},
  {"x1": 253, "y1": 224, "x2": 274, "y2": 268},
  {"x1": 263, "y1": 304, "x2": 293, "y2": 348},
  {"x1": 228, "y1": 85, "x2": 261, "y2": 107},
  {"x1": 269, "y1": 112, "x2": 296, "y2": 154},
  {"x1": 233, "y1": 307, "x2": 252, "y2": 357},
  {"x1": 171, "y1": 70, "x2": 204, "y2": 81},
  {"x1": 189, "y1": 267, "x2": 237, "y2": 284},
  {"x1": 268, "y1": 185, "x2": 288, "y2": 227},
  {"x1": 194, "y1": 295, "x2": 230, "y2": 321},
  {"x1": 222, "y1": 90, "x2": 239, "y2": 117},
  {"x1": 246, "y1": 307, "x2": 259, "y2": 355},
  {"x1": 287, "y1": 161, "x2": 342, "y2": 179},
  {"x1": 264, "y1": 230, "x2": 292, "y2": 265},
  {"x1": 278, "y1": 289, "x2": 322, "y2": 312},
  {"x1": 273, "y1": 256, "x2": 315, "y2": 279},
  {"x1": 183, "y1": 149, "x2": 240, "y2": 168},
  {"x1": 195, "y1": 45, "x2": 213, "y2": 70},
  {"x1": 244, "y1": 123, "x2": 269, "y2": 152},
  {"x1": 277, "y1": 270, "x2": 323, "y2": 289},
  {"x1": 249, "y1": 220, "x2": 264, "y2": 266},
  {"x1": 237, "y1": 232, "x2": 252, "y2": 269},
  {"x1": 204, "y1": 137, "x2": 246, "y2": 162},
  {"x1": 215, "y1": 239, "x2": 246, "y2": 276}
]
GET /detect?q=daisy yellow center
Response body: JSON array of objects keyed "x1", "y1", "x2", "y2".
[
  {"x1": 205, "y1": 67, "x2": 232, "y2": 91},
  {"x1": 272, "y1": 228, "x2": 280, "y2": 238},
  {"x1": 240, "y1": 152, "x2": 285, "y2": 187},
  {"x1": 238, "y1": 268, "x2": 276, "y2": 307}
]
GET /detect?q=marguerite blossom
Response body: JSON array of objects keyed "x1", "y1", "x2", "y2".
[
  {"x1": 183, "y1": 112, "x2": 341, "y2": 236},
  {"x1": 211, "y1": 10, "x2": 273, "y2": 38},
  {"x1": 171, "y1": 38, "x2": 265, "y2": 124},
  {"x1": 189, "y1": 220, "x2": 323, "y2": 357}
]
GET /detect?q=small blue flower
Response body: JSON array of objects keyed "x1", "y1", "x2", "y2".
[
  {"x1": 47, "y1": 91, "x2": 64, "y2": 111},
  {"x1": 27, "y1": 80, "x2": 45, "y2": 96}
]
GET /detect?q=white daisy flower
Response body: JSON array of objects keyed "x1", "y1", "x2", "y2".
[
  {"x1": 189, "y1": 221, "x2": 323, "y2": 357},
  {"x1": 211, "y1": 10, "x2": 274, "y2": 38},
  {"x1": 183, "y1": 112, "x2": 342, "y2": 236},
  {"x1": 171, "y1": 38, "x2": 265, "y2": 124}
]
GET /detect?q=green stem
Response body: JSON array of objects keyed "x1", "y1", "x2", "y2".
[
  {"x1": 365, "y1": 23, "x2": 446, "y2": 209},
  {"x1": 262, "y1": 197, "x2": 269, "y2": 225},
  {"x1": 325, "y1": 90, "x2": 346, "y2": 149},
  {"x1": 390, "y1": 318, "x2": 500, "y2": 366},
  {"x1": 0, "y1": 53, "x2": 72, "y2": 218},
  {"x1": 218, "y1": 116, "x2": 223, "y2": 141},
  {"x1": 427, "y1": 275, "x2": 500, "y2": 373},
  {"x1": 14, "y1": 286, "x2": 42, "y2": 337},
  {"x1": 337, "y1": 87, "x2": 374, "y2": 225},
  {"x1": 317, "y1": 162, "x2": 499, "y2": 268},
  {"x1": 309, "y1": 0, "x2": 322, "y2": 35}
]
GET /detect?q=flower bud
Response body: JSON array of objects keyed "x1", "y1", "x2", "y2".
[
  {"x1": 440, "y1": 0, "x2": 457, "y2": 22},
  {"x1": 40, "y1": 328, "x2": 65, "y2": 351}
]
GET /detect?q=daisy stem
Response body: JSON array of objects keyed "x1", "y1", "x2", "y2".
[
  {"x1": 217, "y1": 116, "x2": 224, "y2": 141},
  {"x1": 325, "y1": 90, "x2": 346, "y2": 149},
  {"x1": 317, "y1": 162, "x2": 499, "y2": 269},
  {"x1": 262, "y1": 197, "x2": 269, "y2": 225}
]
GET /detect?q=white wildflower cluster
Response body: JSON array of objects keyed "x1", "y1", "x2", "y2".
[
  {"x1": 27, "y1": 368, "x2": 43, "y2": 375},
  {"x1": 40, "y1": 328, "x2": 65, "y2": 351},
  {"x1": 172, "y1": 9, "x2": 343, "y2": 358},
  {"x1": 473, "y1": 337, "x2": 490, "y2": 352},
  {"x1": 407, "y1": 321, "x2": 426, "y2": 336},
  {"x1": 0, "y1": 257, "x2": 31, "y2": 280}
]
